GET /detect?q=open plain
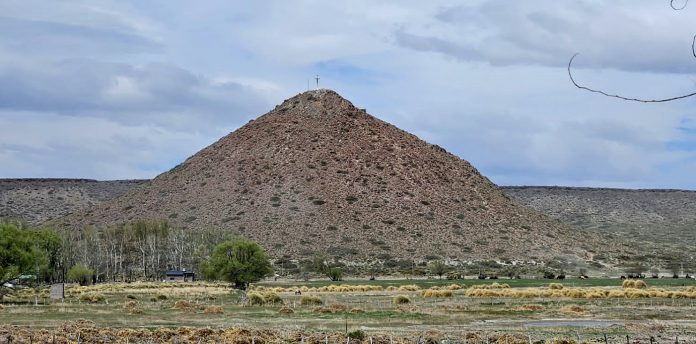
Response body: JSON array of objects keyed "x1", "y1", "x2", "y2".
[{"x1": 2, "y1": 279, "x2": 696, "y2": 343}]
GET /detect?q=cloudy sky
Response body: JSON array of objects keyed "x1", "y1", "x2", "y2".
[{"x1": 1, "y1": 0, "x2": 696, "y2": 189}]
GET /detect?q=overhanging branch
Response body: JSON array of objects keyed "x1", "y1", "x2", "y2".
[
  {"x1": 567, "y1": 54, "x2": 696, "y2": 103},
  {"x1": 671, "y1": 0, "x2": 689, "y2": 10}
]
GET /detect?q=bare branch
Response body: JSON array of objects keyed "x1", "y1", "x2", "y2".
[
  {"x1": 671, "y1": 0, "x2": 689, "y2": 10},
  {"x1": 567, "y1": 54, "x2": 696, "y2": 103}
]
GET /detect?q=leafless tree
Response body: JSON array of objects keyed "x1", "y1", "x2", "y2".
[{"x1": 568, "y1": 1, "x2": 696, "y2": 102}]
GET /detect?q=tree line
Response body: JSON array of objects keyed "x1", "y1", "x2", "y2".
[{"x1": 1, "y1": 219, "x2": 266, "y2": 288}]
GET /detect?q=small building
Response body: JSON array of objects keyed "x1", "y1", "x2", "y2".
[{"x1": 165, "y1": 270, "x2": 195, "y2": 282}]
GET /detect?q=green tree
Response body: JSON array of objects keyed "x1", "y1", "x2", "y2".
[
  {"x1": 31, "y1": 228, "x2": 62, "y2": 284},
  {"x1": 202, "y1": 239, "x2": 273, "y2": 289},
  {"x1": 0, "y1": 222, "x2": 37, "y2": 300},
  {"x1": 67, "y1": 264, "x2": 94, "y2": 286},
  {"x1": 429, "y1": 260, "x2": 447, "y2": 279},
  {"x1": 328, "y1": 267, "x2": 343, "y2": 281},
  {"x1": 312, "y1": 252, "x2": 328, "y2": 275}
]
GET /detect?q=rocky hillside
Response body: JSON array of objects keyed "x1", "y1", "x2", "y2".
[
  {"x1": 0, "y1": 179, "x2": 145, "y2": 224},
  {"x1": 52, "y1": 90, "x2": 603, "y2": 262},
  {"x1": 502, "y1": 186, "x2": 696, "y2": 256}
]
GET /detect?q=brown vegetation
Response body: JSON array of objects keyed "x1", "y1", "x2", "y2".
[{"x1": 393, "y1": 295, "x2": 410, "y2": 304}]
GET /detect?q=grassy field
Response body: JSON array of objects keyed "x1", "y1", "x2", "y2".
[
  {"x1": 259, "y1": 277, "x2": 696, "y2": 289},
  {"x1": 1, "y1": 279, "x2": 696, "y2": 343}
]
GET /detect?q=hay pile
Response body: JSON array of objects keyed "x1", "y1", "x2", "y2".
[
  {"x1": 252, "y1": 284, "x2": 384, "y2": 293},
  {"x1": 421, "y1": 289, "x2": 453, "y2": 298}
]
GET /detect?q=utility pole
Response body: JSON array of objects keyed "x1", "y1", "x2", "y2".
[{"x1": 315, "y1": 75, "x2": 320, "y2": 89}]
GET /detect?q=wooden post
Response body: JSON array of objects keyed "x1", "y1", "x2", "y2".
[
  {"x1": 626, "y1": 335, "x2": 630, "y2": 344},
  {"x1": 528, "y1": 335, "x2": 532, "y2": 344},
  {"x1": 604, "y1": 333, "x2": 608, "y2": 344}
]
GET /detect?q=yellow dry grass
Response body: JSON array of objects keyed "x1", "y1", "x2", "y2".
[
  {"x1": 622, "y1": 279, "x2": 647, "y2": 289},
  {"x1": 203, "y1": 305, "x2": 224, "y2": 314},
  {"x1": 251, "y1": 284, "x2": 384, "y2": 293},
  {"x1": 393, "y1": 295, "x2": 410, "y2": 304},
  {"x1": 300, "y1": 295, "x2": 323, "y2": 306},
  {"x1": 469, "y1": 282, "x2": 510, "y2": 290},
  {"x1": 421, "y1": 289, "x2": 453, "y2": 298},
  {"x1": 465, "y1": 286, "x2": 696, "y2": 299},
  {"x1": 560, "y1": 304, "x2": 584, "y2": 314}
]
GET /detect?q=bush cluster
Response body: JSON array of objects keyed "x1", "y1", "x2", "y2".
[
  {"x1": 300, "y1": 295, "x2": 323, "y2": 306},
  {"x1": 393, "y1": 295, "x2": 410, "y2": 304}
]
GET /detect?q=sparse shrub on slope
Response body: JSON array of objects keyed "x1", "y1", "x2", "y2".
[{"x1": 549, "y1": 283, "x2": 563, "y2": 290}]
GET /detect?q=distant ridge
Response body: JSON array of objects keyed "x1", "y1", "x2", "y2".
[
  {"x1": 0, "y1": 179, "x2": 146, "y2": 224},
  {"x1": 502, "y1": 185, "x2": 696, "y2": 193}
]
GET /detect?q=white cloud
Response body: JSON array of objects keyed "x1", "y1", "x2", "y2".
[{"x1": 1, "y1": 0, "x2": 696, "y2": 189}]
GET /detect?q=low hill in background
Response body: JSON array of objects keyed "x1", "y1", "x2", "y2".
[
  {"x1": 0, "y1": 179, "x2": 145, "y2": 224},
  {"x1": 502, "y1": 186, "x2": 696, "y2": 271}
]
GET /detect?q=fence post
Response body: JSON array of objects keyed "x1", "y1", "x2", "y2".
[
  {"x1": 626, "y1": 335, "x2": 630, "y2": 344},
  {"x1": 528, "y1": 334, "x2": 532, "y2": 344},
  {"x1": 604, "y1": 333, "x2": 608, "y2": 344}
]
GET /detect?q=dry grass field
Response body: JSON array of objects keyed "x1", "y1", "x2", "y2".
[{"x1": 2, "y1": 279, "x2": 696, "y2": 343}]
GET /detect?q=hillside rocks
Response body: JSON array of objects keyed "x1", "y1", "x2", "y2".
[{"x1": 52, "y1": 90, "x2": 603, "y2": 262}]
